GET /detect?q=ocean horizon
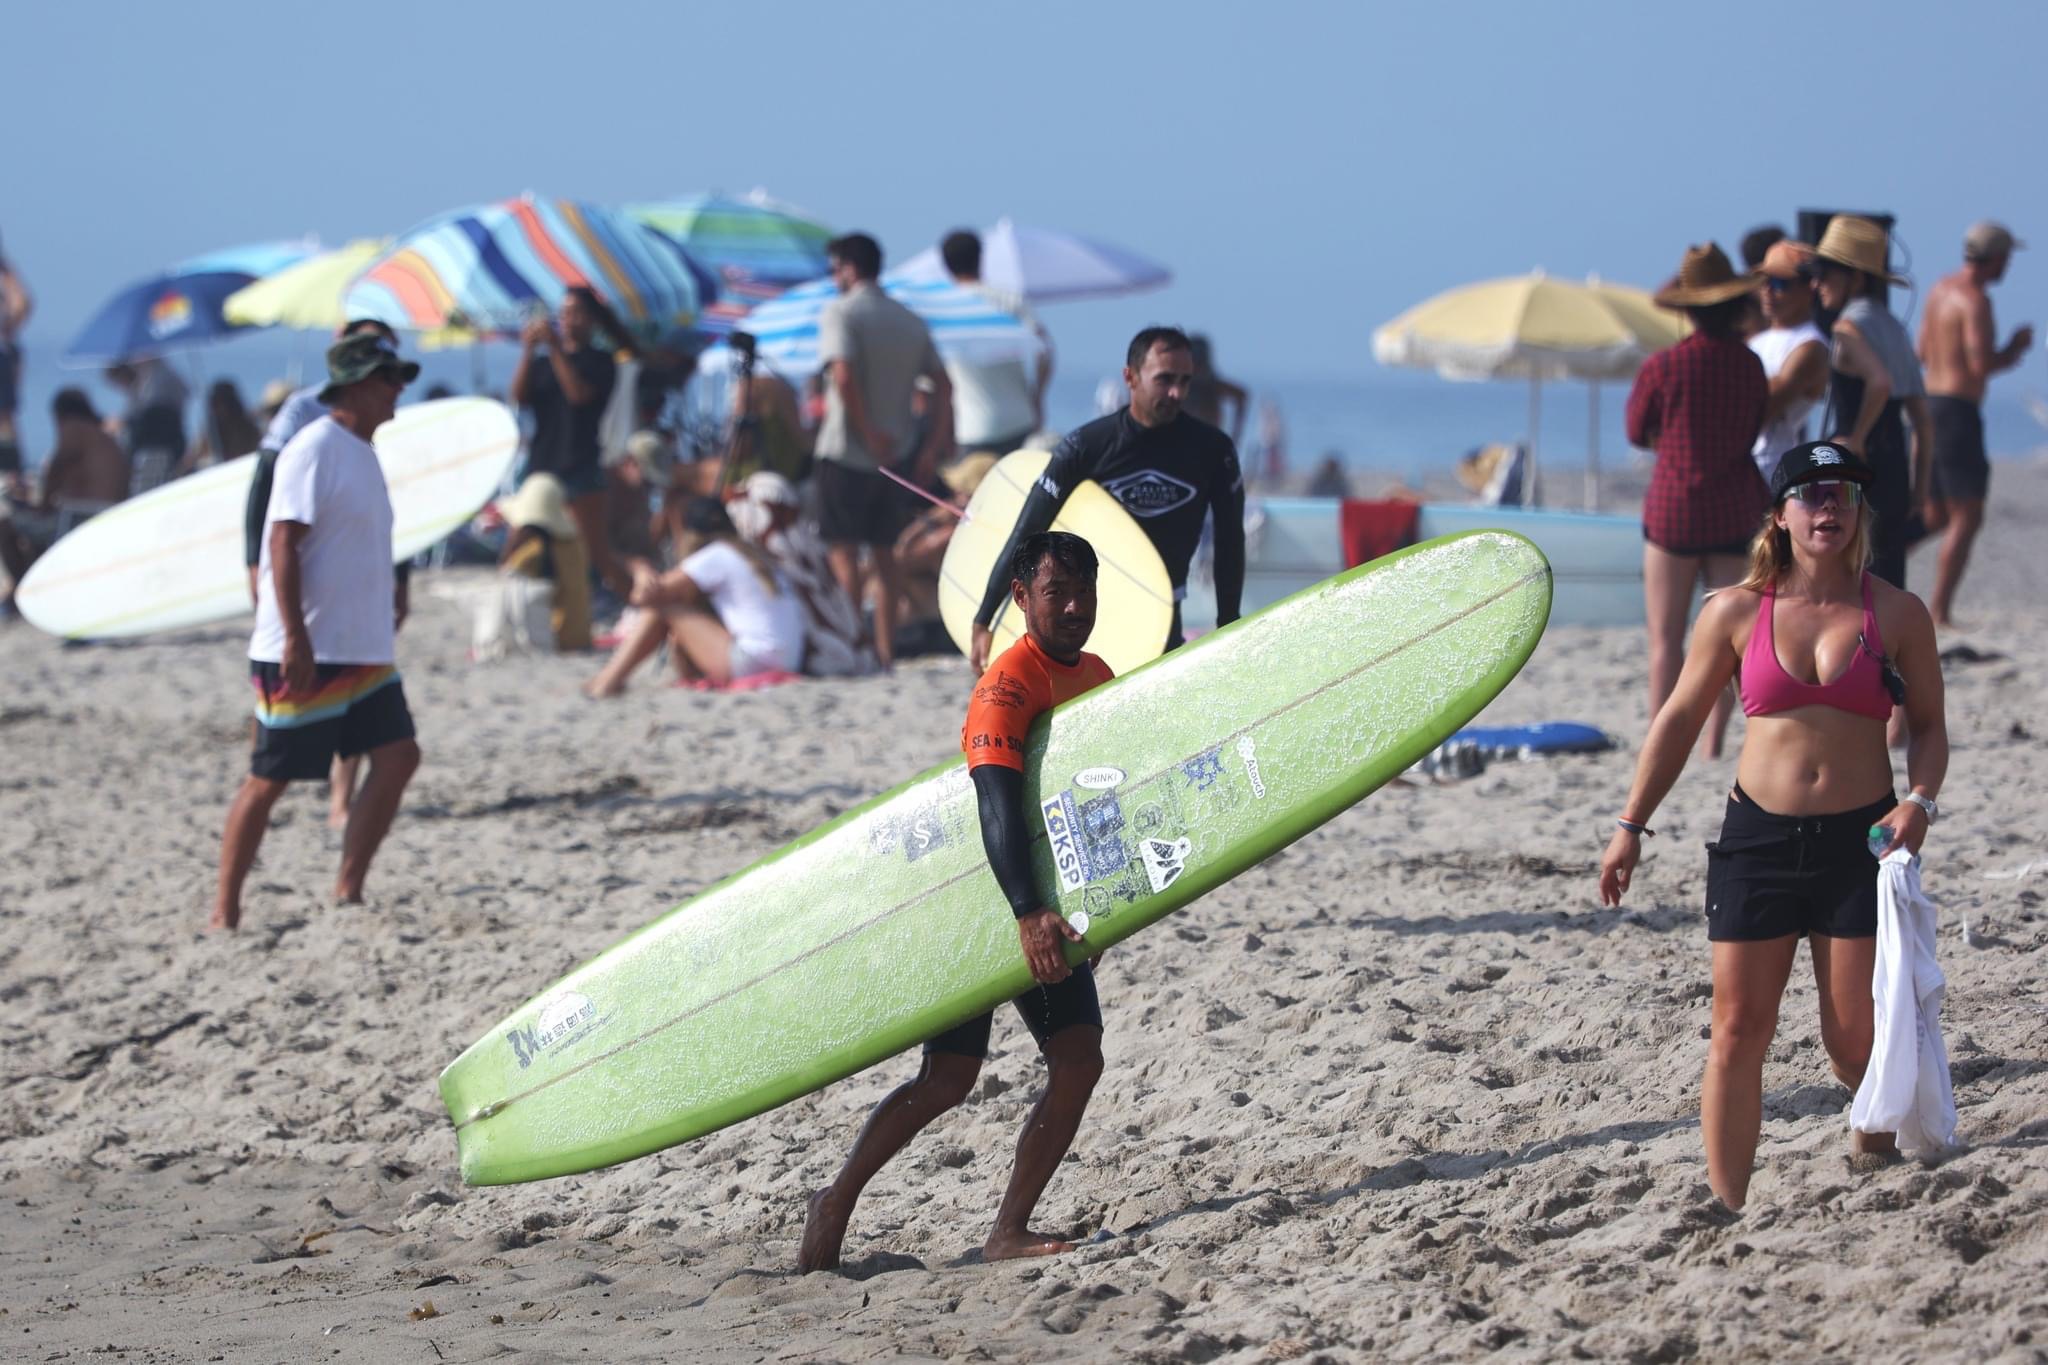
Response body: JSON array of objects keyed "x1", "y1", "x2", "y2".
[{"x1": 8, "y1": 327, "x2": 2044, "y2": 498}]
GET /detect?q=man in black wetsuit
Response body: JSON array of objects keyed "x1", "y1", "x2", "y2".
[
  {"x1": 800, "y1": 531, "x2": 1109, "y2": 1272},
  {"x1": 968, "y1": 326, "x2": 1245, "y2": 672}
]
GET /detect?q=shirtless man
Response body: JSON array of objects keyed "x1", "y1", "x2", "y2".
[
  {"x1": 1917, "y1": 221, "x2": 2031, "y2": 627},
  {"x1": 800, "y1": 531, "x2": 1110, "y2": 1272},
  {"x1": 0, "y1": 388, "x2": 129, "y2": 601}
]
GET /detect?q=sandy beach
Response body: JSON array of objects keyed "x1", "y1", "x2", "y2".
[{"x1": 4, "y1": 465, "x2": 2045, "y2": 1364}]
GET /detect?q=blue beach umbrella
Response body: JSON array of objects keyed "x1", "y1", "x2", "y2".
[
  {"x1": 739, "y1": 275, "x2": 1040, "y2": 379},
  {"x1": 63, "y1": 270, "x2": 269, "y2": 364}
]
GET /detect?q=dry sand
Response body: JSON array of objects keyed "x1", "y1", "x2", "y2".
[{"x1": 3, "y1": 463, "x2": 2045, "y2": 1364}]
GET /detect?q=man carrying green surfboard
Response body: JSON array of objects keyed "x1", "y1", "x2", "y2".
[{"x1": 800, "y1": 530, "x2": 1112, "y2": 1271}]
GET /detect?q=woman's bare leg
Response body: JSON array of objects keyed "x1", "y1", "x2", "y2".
[
  {"x1": 668, "y1": 609, "x2": 735, "y2": 686},
  {"x1": 1698, "y1": 551, "x2": 1749, "y2": 759},
  {"x1": 585, "y1": 607, "x2": 670, "y2": 697},
  {"x1": 1810, "y1": 933, "x2": 1895, "y2": 1156},
  {"x1": 1643, "y1": 543, "x2": 1700, "y2": 723},
  {"x1": 1702, "y1": 936, "x2": 1800, "y2": 1209}
]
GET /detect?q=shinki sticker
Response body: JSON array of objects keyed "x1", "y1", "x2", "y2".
[
  {"x1": 1139, "y1": 835, "x2": 1193, "y2": 894},
  {"x1": 1040, "y1": 791, "x2": 1090, "y2": 893},
  {"x1": 1236, "y1": 734, "x2": 1267, "y2": 799}
]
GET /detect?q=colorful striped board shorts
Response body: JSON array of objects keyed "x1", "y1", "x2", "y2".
[{"x1": 248, "y1": 661, "x2": 415, "y2": 782}]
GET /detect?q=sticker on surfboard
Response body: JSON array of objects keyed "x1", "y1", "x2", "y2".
[
  {"x1": 1236, "y1": 736, "x2": 1266, "y2": 799},
  {"x1": 1139, "y1": 836, "x2": 1192, "y2": 893},
  {"x1": 1074, "y1": 766, "x2": 1125, "y2": 791}
]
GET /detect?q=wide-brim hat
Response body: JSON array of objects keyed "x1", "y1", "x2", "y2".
[
  {"x1": 1652, "y1": 243, "x2": 1762, "y2": 307},
  {"x1": 317, "y1": 332, "x2": 421, "y2": 402},
  {"x1": 1769, "y1": 440, "x2": 1875, "y2": 503},
  {"x1": 1812, "y1": 215, "x2": 1907, "y2": 287},
  {"x1": 499, "y1": 472, "x2": 579, "y2": 540}
]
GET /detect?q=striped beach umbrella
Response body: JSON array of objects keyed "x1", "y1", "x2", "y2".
[
  {"x1": 344, "y1": 194, "x2": 718, "y2": 339},
  {"x1": 624, "y1": 191, "x2": 832, "y2": 287},
  {"x1": 891, "y1": 218, "x2": 1170, "y2": 303},
  {"x1": 224, "y1": 239, "x2": 391, "y2": 330},
  {"x1": 739, "y1": 276, "x2": 1039, "y2": 380}
]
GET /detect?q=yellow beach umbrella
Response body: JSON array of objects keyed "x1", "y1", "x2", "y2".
[
  {"x1": 224, "y1": 239, "x2": 390, "y2": 330},
  {"x1": 1373, "y1": 272, "x2": 1687, "y2": 506}
]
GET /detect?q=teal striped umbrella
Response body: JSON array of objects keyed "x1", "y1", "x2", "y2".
[{"x1": 624, "y1": 191, "x2": 832, "y2": 288}]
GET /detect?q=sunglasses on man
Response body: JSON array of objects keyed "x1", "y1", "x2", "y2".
[
  {"x1": 1785, "y1": 480, "x2": 1862, "y2": 507},
  {"x1": 1764, "y1": 276, "x2": 1809, "y2": 293}
]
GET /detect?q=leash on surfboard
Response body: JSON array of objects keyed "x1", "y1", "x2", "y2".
[{"x1": 874, "y1": 464, "x2": 968, "y2": 520}]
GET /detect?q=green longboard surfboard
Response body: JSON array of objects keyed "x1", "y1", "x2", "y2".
[{"x1": 440, "y1": 530, "x2": 1552, "y2": 1185}]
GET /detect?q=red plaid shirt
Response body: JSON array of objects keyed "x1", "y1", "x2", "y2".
[{"x1": 1626, "y1": 332, "x2": 1770, "y2": 552}]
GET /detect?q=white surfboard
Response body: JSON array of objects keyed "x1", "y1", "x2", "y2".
[{"x1": 14, "y1": 397, "x2": 520, "y2": 640}]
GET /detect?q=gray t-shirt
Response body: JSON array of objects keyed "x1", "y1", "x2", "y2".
[
  {"x1": 1837, "y1": 297, "x2": 1925, "y2": 399},
  {"x1": 814, "y1": 283, "x2": 941, "y2": 471}
]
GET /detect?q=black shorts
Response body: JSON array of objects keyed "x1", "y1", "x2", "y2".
[
  {"x1": 1703, "y1": 783, "x2": 1895, "y2": 941},
  {"x1": 1929, "y1": 396, "x2": 1990, "y2": 502},
  {"x1": 926, "y1": 961, "x2": 1102, "y2": 1060},
  {"x1": 248, "y1": 662, "x2": 416, "y2": 782},
  {"x1": 814, "y1": 459, "x2": 908, "y2": 546}
]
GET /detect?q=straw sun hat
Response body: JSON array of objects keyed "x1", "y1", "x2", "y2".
[
  {"x1": 1652, "y1": 243, "x2": 1762, "y2": 308},
  {"x1": 1813, "y1": 215, "x2": 1907, "y2": 286},
  {"x1": 498, "y1": 473, "x2": 579, "y2": 540}
]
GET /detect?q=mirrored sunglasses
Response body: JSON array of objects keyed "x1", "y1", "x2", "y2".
[{"x1": 1786, "y1": 480, "x2": 1862, "y2": 507}]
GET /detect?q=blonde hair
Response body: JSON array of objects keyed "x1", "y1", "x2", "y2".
[{"x1": 1736, "y1": 496, "x2": 1874, "y2": 592}]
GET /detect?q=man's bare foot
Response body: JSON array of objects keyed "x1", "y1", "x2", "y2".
[
  {"x1": 798, "y1": 1187, "x2": 852, "y2": 1273},
  {"x1": 983, "y1": 1226, "x2": 1074, "y2": 1262},
  {"x1": 334, "y1": 884, "x2": 364, "y2": 905},
  {"x1": 208, "y1": 906, "x2": 241, "y2": 933},
  {"x1": 582, "y1": 677, "x2": 624, "y2": 700}
]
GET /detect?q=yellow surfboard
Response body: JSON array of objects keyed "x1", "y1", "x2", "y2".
[{"x1": 937, "y1": 450, "x2": 1175, "y2": 677}]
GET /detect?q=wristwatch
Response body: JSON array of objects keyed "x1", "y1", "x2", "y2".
[{"x1": 1903, "y1": 792, "x2": 1939, "y2": 824}]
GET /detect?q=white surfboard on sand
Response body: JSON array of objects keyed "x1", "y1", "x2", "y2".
[{"x1": 14, "y1": 397, "x2": 519, "y2": 640}]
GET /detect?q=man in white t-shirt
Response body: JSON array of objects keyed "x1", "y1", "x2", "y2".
[
  {"x1": 212, "y1": 333, "x2": 423, "y2": 932},
  {"x1": 1748, "y1": 240, "x2": 1831, "y2": 485},
  {"x1": 938, "y1": 229, "x2": 1053, "y2": 455}
]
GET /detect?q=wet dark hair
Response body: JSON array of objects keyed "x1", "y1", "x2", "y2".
[
  {"x1": 940, "y1": 230, "x2": 981, "y2": 277},
  {"x1": 1126, "y1": 325, "x2": 1193, "y2": 371},
  {"x1": 1686, "y1": 297, "x2": 1751, "y2": 339},
  {"x1": 826, "y1": 232, "x2": 882, "y2": 280},
  {"x1": 52, "y1": 387, "x2": 98, "y2": 424},
  {"x1": 1740, "y1": 224, "x2": 1787, "y2": 271},
  {"x1": 1012, "y1": 530, "x2": 1098, "y2": 588}
]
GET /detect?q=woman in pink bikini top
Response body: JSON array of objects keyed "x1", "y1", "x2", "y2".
[{"x1": 1595, "y1": 441, "x2": 1948, "y2": 1213}]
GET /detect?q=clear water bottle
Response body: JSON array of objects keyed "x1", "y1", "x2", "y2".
[{"x1": 1868, "y1": 825, "x2": 1891, "y2": 860}]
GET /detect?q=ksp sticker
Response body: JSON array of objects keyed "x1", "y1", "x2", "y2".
[{"x1": 1040, "y1": 792, "x2": 1089, "y2": 893}]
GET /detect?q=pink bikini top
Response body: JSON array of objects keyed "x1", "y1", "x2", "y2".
[{"x1": 1740, "y1": 575, "x2": 1893, "y2": 722}]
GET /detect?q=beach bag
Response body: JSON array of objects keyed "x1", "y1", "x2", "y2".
[{"x1": 472, "y1": 574, "x2": 556, "y2": 661}]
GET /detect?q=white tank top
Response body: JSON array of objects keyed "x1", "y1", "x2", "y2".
[{"x1": 1748, "y1": 322, "x2": 1828, "y2": 482}]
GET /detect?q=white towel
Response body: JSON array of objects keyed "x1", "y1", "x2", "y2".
[{"x1": 1850, "y1": 849, "x2": 1957, "y2": 1151}]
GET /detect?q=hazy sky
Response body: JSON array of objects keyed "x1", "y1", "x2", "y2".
[{"x1": 6, "y1": 0, "x2": 2046, "y2": 383}]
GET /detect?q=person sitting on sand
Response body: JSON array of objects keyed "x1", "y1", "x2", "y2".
[
  {"x1": 890, "y1": 452, "x2": 995, "y2": 654},
  {"x1": 1598, "y1": 441, "x2": 1948, "y2": 1211},
  {"x1": 800, "y1": 530, "x2": 1110, "y2": 1272},
  {"x1": 0, "y1": 387, "x2": 131, "y2": 603},
  {"x1": 585, "y1": 496, "x2": 805, "y2": 695},
  {"x1": 495, "y1": 472, "x2": 592, "y2": 652},
  {"x1": 725, "y1": 470, "x2": 877, "y2": 677}
]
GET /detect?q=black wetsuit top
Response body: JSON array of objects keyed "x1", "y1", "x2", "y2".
[{"x1": 973, "y1": 408, "x2": 1247, "y2": 639}]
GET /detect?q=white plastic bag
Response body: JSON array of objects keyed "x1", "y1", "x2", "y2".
[
  {"x1": 472, "y1": 574, "x2": 556, "y2": 661},
  {"x1": 1850, "y1": 850, "x2": 1957, "y2": 1151}
]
